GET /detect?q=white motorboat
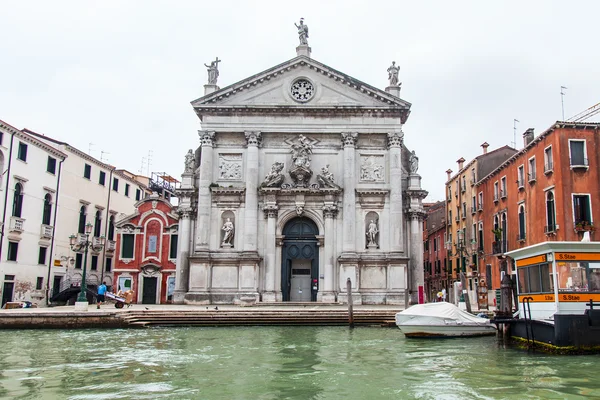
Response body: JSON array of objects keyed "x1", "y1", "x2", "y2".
[{"x1": 395, "y1": 302, "x2": 496, "y2": 338}]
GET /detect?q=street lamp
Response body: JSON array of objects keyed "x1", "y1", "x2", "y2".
[{"x1": 70, "y1": 222, "x2": 105, "y2": 310}]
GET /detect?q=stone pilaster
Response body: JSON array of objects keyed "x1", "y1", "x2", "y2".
[
  {"x1": 243, "y1": 131, "x2": 261, "y2": 252},
  {"x1": 174, "y1": 205, "x2": 193, "y2": 303},
  {"x1": 195, "y1": 130, "x2": 215, "y2": 251},
  {"x1": 388, "y1": 131, "x2": 404, "y2": 253},
  {"x1": 322, "y1": 204, "x2": 338, "y2": 302},
  {"x1": 262, "y1": 204, "x2": 278, "y2": 302},
  {"x1": 341, "y1": 132, "x2": 358, "y2": 253}
]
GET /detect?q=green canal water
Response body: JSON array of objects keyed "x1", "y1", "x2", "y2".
[{"x1": 0, "y1": 327, "x2": 598, "y2": 400}]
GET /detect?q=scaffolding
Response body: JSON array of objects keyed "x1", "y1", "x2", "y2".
[{"x1": 149, "y1": 172, "x2": 180, "y2": 201}]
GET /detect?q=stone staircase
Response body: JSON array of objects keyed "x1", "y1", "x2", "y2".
[{"x1": 118, "y1": 308, "x2": 401, "y2": 328}]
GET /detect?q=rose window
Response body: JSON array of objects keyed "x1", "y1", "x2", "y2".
[{"x1": 290, "y1": 79, "x2": 315, "y2": 102}]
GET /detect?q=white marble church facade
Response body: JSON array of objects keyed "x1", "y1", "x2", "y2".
[{"x1": 174, "y1": 37, "x2": 427, "y2": 305}]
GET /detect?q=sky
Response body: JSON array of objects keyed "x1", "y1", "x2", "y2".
[{"x1": 1, "y1": 1, "x2": 599, "y2": 201}]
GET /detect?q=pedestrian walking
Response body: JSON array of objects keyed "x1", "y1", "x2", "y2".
[{"x1": 97, "y1": 282, "x2": 107, "y2": 309}]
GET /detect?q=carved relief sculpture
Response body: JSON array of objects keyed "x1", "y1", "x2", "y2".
[
  {"x1": 221, "y1": 218, "x2": 234, "y2": 246},
  {"x1": 184, "y1": 149, "x2": 195, "y2": 173},
  {"x1": 360, "y1": 156, "x2": 385, "y2": 182},
  {"x1": 219, "y1": 154, "x2": 243, "y2": 180},
  {"x1": 294, "y1": 18, "x2": 309, "y2": 46},
  {"x1": 289, "y1": 135, "x2": 314, "y2": 187},
  {"x1": 261, "y1": 162, "x2": 285, "y2": 188},
  {"x1": 204, "y1": 57, "x2": 221, "y2": 85},
  {"x1": 317, "y1": 164, "x2": 340, "y2": 189},
  {"x1": 366, "y1": 219, "x2": 379, "y2": 247}
]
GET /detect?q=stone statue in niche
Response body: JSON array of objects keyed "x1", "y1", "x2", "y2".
[
  {"x1": 289, "y1": 135, "x2": 314, "y2": 187},
  {"x1": 387, "y1": 61, "x2": 400, "y2": 86},
  {"x1": 294, "y1": 18, "x2": 309, "y2": 46},
  {"x1": 261, "y1": 162, "x2": 285, "y2": 188},
  {"x1": 366, "y1": 220, "x2": 379, "y2": 247},
  {"x1": 409, "y1": 150, "x2": 419, "y2": 173},
  {"x1": 360, "y1": 156, "x2": 384, "y2": 182},
  {"x1": 317, "y1": 164, "x2": 340, "y2": 189},
  {"x1": 221, "y1": 218, "x2": 234, "y2": 246},
  {"x1": 184, "y1": 149, "x2": 195, "y2": 173},
  {"x1": 204, "y1": 57, "x2": 221, "y2": 85}
]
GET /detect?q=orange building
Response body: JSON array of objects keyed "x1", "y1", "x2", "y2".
[
  {"x1": 113, "y1": 195, "x2": 179, "y2": 304},
  {"x1": 477, "y1": 122, "x2": 600, "y2": 302},
  {"x1": 423, "y1": 201, "x2": 448, "y2": 302}
]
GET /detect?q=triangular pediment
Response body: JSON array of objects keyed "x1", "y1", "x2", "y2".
[{"x1": 191, "y1": 56, "x2": 411, "y2": 113}]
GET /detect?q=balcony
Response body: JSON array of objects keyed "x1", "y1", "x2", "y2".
[
  {"x1": 40, "y1": 224, "x2": 53, "y2": 239},
  {"x1": 544, "y1": 224, "x2": 557, "y2": 234},
  {"x1": 477, "y1": 204, "x2": 483, "y2": 212},
  {"x1": 493, "y1": 194, "x2": 499, "y2": 203},
  {"x1": 570, "y1": 158, "x2": 589, "y2": 170},
  {"x1": 528, "y1": 172, "x2": 537, "y2": 183},
  {"x1": 574, "y1": 220, "x2": 595, "y2": 233},
  {"x1": 492, "y1": 240, "x2": 508, "y2": 254},
  {"x1": 544, "y1": 161, "x2": 553, "y2": 174},
  {"x1": 105, "y1": 239, "x2": 116, "y2": 252},
  {"x1": 517, "y1": 178, "x2": 525, "y2": 189},
  {"x1": 9, "y1": 217, "x2": 25, "y2": 232},
  {"x1": 455, "y1": 216, "x2": 460, "y2": 223}
]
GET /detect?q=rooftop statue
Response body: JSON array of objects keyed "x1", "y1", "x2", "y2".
[
  {"x1": 204, "y1": 57, "x2": 221, "y2": 85},
  {"x1": 295, "y1": 18, "x2": 309, "y2": 46},
  {"x1": 184, "y1": 149, "x2": 195, "y2": 173},
  {"x1": 409, "y1": 150, "x2": 419, "y2": 174},
  {"x1": 387, "y1": 61, "x2": 399, "y2": 87}
]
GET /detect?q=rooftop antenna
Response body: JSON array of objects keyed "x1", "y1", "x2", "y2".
[
  {"x1": 512, "y1": 119, "x2": 520, "y2": 148},
  {"x1": 561, "y1": 86, "x2": 568, "y2": 121},
  {"x1": 100, "y1": 151, "x2": 110, "y2": 163},
  {"x1": 88, "y1": 142, "x2": 95, "y2": 155},
  {"x1": 139, "y1": 157, "x2": 146, "y2": 175},
  {"x1": 146, "y1": 150, "x2": 153, "y2": 177}
]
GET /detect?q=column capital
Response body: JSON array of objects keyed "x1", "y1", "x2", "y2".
[
  {"x1": 341, "y1": 132, "x2": 358, "y2": 147},
  {"x1": 198, "y1": 130, "x2": 216, "y2": 147},
  {"x1": 322, "y1": 204, "x2": 339, "y2": 219},
  {"x1": 177, "y1": 207, "x2": 195, "y2": 219},
  {"x1": 407, "y1": 210, "x2": 426, "y2": 221},
  {"x1": 263, "y1": 205, "x2": 279, "y2": 219},
  {"x1": 387, "y1": 131, "x2": 404, "y2": 148},
  {"x1": 245, "y1": 131, "x2": 262, "y2": 147}
]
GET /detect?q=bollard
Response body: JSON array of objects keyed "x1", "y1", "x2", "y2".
[{"x1": 347, "y1": 278, "x2": 354, "y2": 328}]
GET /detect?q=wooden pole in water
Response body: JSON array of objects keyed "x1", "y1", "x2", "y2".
[{"x1": 347, "y1": 278, "x2": 354, "y2": 328}]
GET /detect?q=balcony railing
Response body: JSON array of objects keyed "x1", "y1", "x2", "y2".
[
  {"x1": 106, "y1": 239, "x2": 116, "y2": 252},
  {"x1": 570, "y1": 158, "x2": 589, "y2": 169},
  {"x1": 544, "y1": 161, "x2": 554, "y2": 173},
  {"x1": 492, "y1": 240, "x2": 508, "y2": 254},
  {"x1": 544, "y1": 224, "x2": 557, "y2": 234},
  {"x1": 9, "y1": 217, "x2": 25, "y2": 232},
  {"x1": 40, "y1": 224, "x2": 53, "y2": 239}
]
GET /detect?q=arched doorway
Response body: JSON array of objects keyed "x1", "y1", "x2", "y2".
[{"x1": 281, "y1": 217, "x2": 319, "y2": 302}]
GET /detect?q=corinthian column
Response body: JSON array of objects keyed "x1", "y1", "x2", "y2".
[
  {"x1": 341, "y1": 132, "x2": 358, "y2": 253},
  {"x1": 322, "y1": 204, "x2": 338, "y2": 302},
  {"x1": 388, "y1": 131, "x2": 404, "y2": 252},
  {"x1": 244, "y1": 131, "x2": 261, "y2": 251},
  {"x1": 262, "y1": 205, "x2": 278, "y2": 302},
  {"x1": 196, "y1": 131, "x2": 215, "y2": 250},
  {"x1": 174, "y1": 207, "x2": 193, "y2": 303}
]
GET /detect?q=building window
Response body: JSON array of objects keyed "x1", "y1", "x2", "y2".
[
  {"x1": 112, "y1": 178, "x2": 119, "y2": 192},
  {"x1": 36, "y1": 277, "x2": 44, "y2": 290},
  {"x1": 108, "y1": 215, "x2": 115, "y2": 241},
  {"x1": 105, "y1": 257, "x2": 112, "y2": 272},
  {"x1": 493, "y1": 182, "x2": 499, "y2": 201},
  {"x1": 544, "y1": 146, "x2": 553, "y2": 173},
  {"x1": 170, "y1": 234, "x2": 178, "y2": 259},
  {"x1": 12, "y1": 183, "x2": 24, "y2": 217},
  {"x1": 448, "y1": 210, "x2": 452, "y2": 222},
  {"x1": 91, "y1": 255, "x2": 98, "y2": 271},
  {"x1": 573, "y1": 194, "x2": 592, "y2": 225},
  {"x1": 478, "y1": 223, "x2": 484, "y2": 252},
  {"x1": 7, "y1": 241, "x2": 19, "y2": 261},
  {"x1": 38, "y1": 247, "x2": 47, "y2": 265},
  {"x1": 471, "y1": 195, "x2": 476, "y2": 214},
  {"x1": 125, "y1": 184, "x2": 130, "y2": 197},
  {"x1": 136, "y1": 189, "x2": 142, "y2": 201},
  {"x1": 461, "y1": 202, "x2": 466, "y2": 219},
  {"x1": 42, "y1": 193, "x2": 52, "y2": 225},
  {"x1": 99, "y1": 171, "x2": 106, "y2": 186},
  {"x1": 78, "y1": 205, "x2": 87, "y2": 234},
  {"x1": 461, "y1": 176, "x2": 466, "y2": 192},
  {"x1": 75, "y1": 253, "x2": 83, "y2": 269},
  {"x1": 448, "y1": 186, "x2": 452, "y2": 199},
  {"x1": 121, "y1": 234, "x2": 134, "y2": 259},
  {"x1": 47, "y1": 156, "x2": 56, "y2": 174},
  {"x1": 478, "y1": 192, "x2": 483, "y2": 210},
  {"x1": 518, "y1": 206, "x2": 526, "y2": 240},
  {"x1": 528, "y1": 157, "x2": 536, "y2": 181},
  {"x1": 546, "y1": 192, "x2": 556, "y2": 232},
  {"x1": 17, "y1": 142, "x2": 28, "y2": 161},
  {"x1": 569, "y1": 140, "x2": 587, "y2": 167},
  {"x1": 500, "y1": 177, "x2": 507, "y2": 198},
  {"x1": 94, "y1": 210, "x2": 102, "y2": 237},
  {"x1": 517, "y1": 165, "x2": 525, "y2": 188},
  {"x1": 471, "y1": 168, "x2": 476, "y2": 185},
  {"x1": 84, "y1": 164, "x2": 91, "y2": 179}
]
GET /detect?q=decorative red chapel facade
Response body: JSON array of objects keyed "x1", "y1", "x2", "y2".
[{"x1": 114, "y1": 195, "x2": 179, "y2": 304}]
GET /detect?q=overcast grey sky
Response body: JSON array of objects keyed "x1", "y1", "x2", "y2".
[{"x1": 2, "y1": 1, "x2": 599, "y2": 201}]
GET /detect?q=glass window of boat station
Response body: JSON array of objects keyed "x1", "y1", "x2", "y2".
[{"x1": 518, "y1": 258, "x2": 600, "y2": 295}]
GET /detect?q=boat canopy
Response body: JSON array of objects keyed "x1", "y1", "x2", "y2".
[{"x1": 396, "y1": 302, "x2": 491, "y2": 326}]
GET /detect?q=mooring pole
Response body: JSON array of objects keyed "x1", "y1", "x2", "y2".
[{"x1": 347, "y1": 278, "x2": 354, "y2": 328}]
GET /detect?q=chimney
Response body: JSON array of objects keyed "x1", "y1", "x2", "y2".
[
  {"x1": 523, "y1": 128, "x2": 534, "y2": 147},
  {"x1": 481, "y1": 142, "x2": 489, "y2": 154},
  {"x1": 446, "y1": 169, "x2": 453, "y2": 180},
  {"x1": 457, "y1": 157, "x2": 465, "y2": 170}
]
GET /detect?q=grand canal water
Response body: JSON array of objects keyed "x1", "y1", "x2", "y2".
[{"x1": 0, "y1": 327, "x2": 598, "y2": 399}]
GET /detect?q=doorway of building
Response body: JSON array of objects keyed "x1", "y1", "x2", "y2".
[
  {"x1": 52, "y1": 275, "x2": 63, "y2": 298},
  {"x1": 281, "y1": 217, "x2": 319, "y2": 302},
  {"x1": 2, "y1": 281, "x2": 14, "y2": 307},
  {"x1": 142, "y1": 276, "x2": 158, "y2": 304}
]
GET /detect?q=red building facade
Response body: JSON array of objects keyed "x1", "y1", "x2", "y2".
[
  {"x1": 114, "y1": 195, "x2": 179, "y2": 304},
  {"x1": 423, "y1": 201, "x2": 449, "y2": 301}
]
